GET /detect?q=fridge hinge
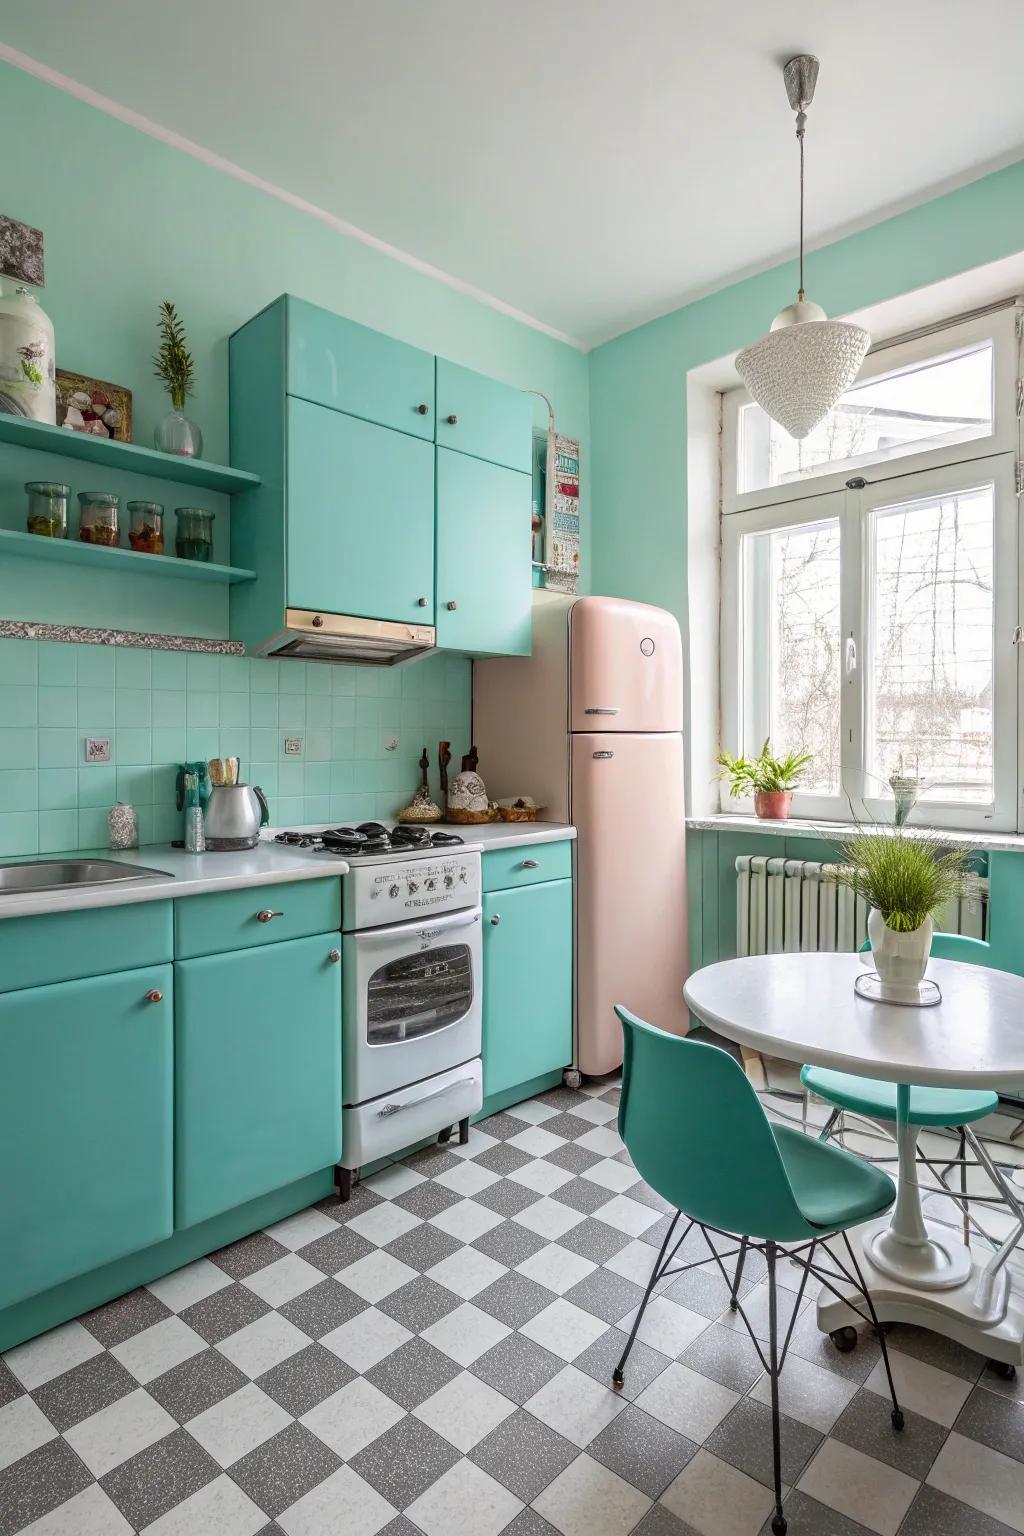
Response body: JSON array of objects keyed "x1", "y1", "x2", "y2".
[
  {"x1": 1017, "y1": 377, "x2": 1024, "y2": 417},
  {"x1": 1017, "y1": 459, "x2": 1024, "y2": 498},
  {"x1": 1016, "y1": 310, "x2": 1024, "y2": 340}
]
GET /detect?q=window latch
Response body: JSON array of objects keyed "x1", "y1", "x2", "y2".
[
  {"x1": 844, "y1": 636, "x2": 858, "y2": 676},
  {"x1": 1013, "y1": 626, "x2": 1024, "y2": 647}
]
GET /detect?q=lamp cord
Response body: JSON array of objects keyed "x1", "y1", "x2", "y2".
[{"x1": 796, "y1": 108, "x2": 806, "y2": 302}]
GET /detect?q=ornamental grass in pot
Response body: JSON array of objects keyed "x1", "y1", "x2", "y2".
[{"x1": 716, "y1": 740, "x2": 812, "y2": 820}]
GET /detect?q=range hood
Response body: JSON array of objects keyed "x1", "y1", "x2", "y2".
[{"x1": 257, "y1": 609, "x2": 435, "y2": 666}]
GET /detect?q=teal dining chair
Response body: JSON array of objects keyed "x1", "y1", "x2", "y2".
[{"x1": 614, "y1": 1006, "x2": 904, "y2": 1536}]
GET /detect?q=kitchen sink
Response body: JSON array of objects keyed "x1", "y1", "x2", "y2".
[{"x1": 0, "y1": 859, "x2": 173, "y2": 894}]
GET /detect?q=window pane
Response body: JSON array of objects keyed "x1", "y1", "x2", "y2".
[
  {"x1": 868, "y1": 483, "x2": 994, "y2": 804},
  {"x1": 738, "y1": 342, "x2": 993, "y2": 495},
  {"x1": 743, "y1": 520, "x2": 840, "y2": 793}
]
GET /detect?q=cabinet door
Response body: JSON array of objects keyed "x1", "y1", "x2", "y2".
[
  {"x1": 287, "y1": 397, "x2": 435, "y2": 623},
  {"x1": 175, "y1": 934, "x2": 342, "y2": 1228},
  {"x1": 435, "y1": 359, "x2": 533, "y2": 472},
  {"x1": 436, "y1": 448, "x2": 531, "y2": 656},
  {"x1": 286, "y1": 297, "x2": 435, "y2": 440},
  {"x1": 0, "y1": 966, "x2": 173, "y2": 1310},
  {"x1": 482, "y1": 880, "x2": 572, "y2": 1100}
]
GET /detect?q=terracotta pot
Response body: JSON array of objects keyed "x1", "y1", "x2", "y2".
[{"x1": 753, "y1": 790, "x2": 792, "y2": 820}]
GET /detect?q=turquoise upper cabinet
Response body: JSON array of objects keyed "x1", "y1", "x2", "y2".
[
  {"x1": 435, "y1": 359, "x2": 533, "y2": 472},
  {"x1": 286, "y1": 297, "x2": 435, "y2": 440},
  {"x1": 287, "y1": 399, "x2": 435, "y2": 622},
  {"x1": 175, "y1": 933, "x2": 342, "y2": 1228},
  {"x1": 482, "y1": 876, "x2": 572, "y2": 1100},
  {"x1": 0, "y1": 965, "x2": 173, "y2": 1310},
  {"x1": 436, "y1": 449, "x2": 531, "y2": 655}
]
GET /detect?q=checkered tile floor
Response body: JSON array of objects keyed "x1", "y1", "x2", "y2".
[{"x1": 3, "y1": 1078, "x2": 1024, "y2": 1536}]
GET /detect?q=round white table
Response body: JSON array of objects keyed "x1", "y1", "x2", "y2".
[{"x1": 684, "y1": 953, "x2": 1024, "y2": 1365}]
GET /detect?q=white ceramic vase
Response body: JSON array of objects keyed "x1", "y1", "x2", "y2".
[{"x1": 867, "y1": 908, "x2": 933, "y2": 1000}]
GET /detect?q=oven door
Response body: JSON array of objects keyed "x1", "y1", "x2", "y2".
[{"x1": 343, "y1": 906, "x2": 482, "y2": 1105}]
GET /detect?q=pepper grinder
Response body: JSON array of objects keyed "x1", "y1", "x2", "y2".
[{"x1": 438, "y1": 740, "x2": 452, "y2": 818}]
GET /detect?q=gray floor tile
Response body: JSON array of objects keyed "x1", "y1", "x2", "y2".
[
  {"x1": 349, "y1": 1413, "x2": 461, "y2": 1508},
  {"x1": 831, "y1": 1387, "x2": 946, "y2": 1480},
  {"x1": 705, "y1": 1397, "x2": 822, "y2": 1489},
  {"x1": 469, "y1": 1407, "x2": 576, "y2": 1502},
  {"x1": 278, "y1": 1277, "x2": 367, "y2": 1338},
  {"x1": 256, "y1": 1342, "x2": 355, "y2": 1419},
  {"x1": 628, "y1": 1183, "x2": 676, "y2": 1215},
  {"x1": 639, "y1": 1214, "x2": 678, "y2": 1250},
  {"x1": 295, "y1": 1223, "x2": 375, "y2": 1276},
  {"x1": 99, "y1": 1426, "x2": 219, "y2": 1529},
  {"x1": 574, "y1": 1326, "x2": 672, "y2": 1402},
  {"x1": 377, "y1": 1276, "x2": 462, "y2": 1333},
  {"x1": 549, "y1": 1177, "x2": 615, "y2": 1216},
  {"x1": 633, "y1": 1507, "x2": 701, "y2": 1536},
  {"x1": 756, "y1": 1489, "x2": 876, "y2": 1536},
  {"x1": 477, "y1": 1112, "x2": 530, "y2": 1141},
  {"x1": 720, "y1": 1279, "x2": 808, "y2": 1346},
  {"x1": 470, "y1": 1334, "x2": 564, "y2": 1405},
  {"x1": 148, "y1": 1346, "x2": 249, "y2": 1424},
  {"x1": 474, "y1": 1272, "x2": 553, "y2": 1329},
  {"x1": 315, "y1": 1180, "x2": 384, "y2": 1221},
  {"x1": 210, "y1": 1231, "x2": 291, "y2": 1281},
  {"x1": 474, "y1": 1143, "x2": 535, "y2": 1176},
  {"x1": 0, "y1": 1363, "x2": 22, "y2": 1409},
  {"x1": 31, "y1": 1349, "x2": 136, "y2": 1432},
  {"x1": 980, "y1": 1360, "x2": 1024, "y2": 1403},
  {"x1": 391, "y1": 1180, "x2": 464, "y2": 1220},
  {"x1": 563, "y1": 1268, "x2": 645, "y2": 1326},
  {"x1": 255, "y1": 1524, "x2": 288, "y2": 1536},
  {"x1": 400, "y1": 1144, "x2": 462, "y2": 1178},
  {"x1": 677, "y1": 1321, "x2": 765, "y2": 1393},
  {"x1": 954, "y1": 1383, "x2": 1024, "y2": 1463},
  {"x1": 662, "y1": 1265, "x2": 750, "y2": 1321},
  {"x1": 502, "y1": 1509, "x2": 561, "y2": 1536},
  {"x1": 886, "y1": 1322, "x2": 986, "y2": 1383},
  {"x1": 898, "y1": 1481, "x2": 1020, "y2": 1535},
  {"x1": 556, "y1": 1217, "x2": 631, "y2": 1264},
  {"x1": 474, "y1": 1180, "x2": 544, "y2": 1218},
  {"x1": 365, "y1": 1337, "x2": 462, "y2": 1410},
  {"x1": 385, "y1": 1222, "x2": 464, "y2": 1272},
  {"x1": 472, "y1": 1221, "x2": 548, "y2": 1269},
  {"x1": 541, "y1": 1112, "x2": 595, "y2": 1141},
  {"x1": 180, "y1": 1280, "x2": 271, "y2": 1345},
  {"x1": 587, "y1": 1402, "x2": 697, "y2": 1498},
  {"x1": 544, "y1": 1143, "x2": 603, "y2": 1176},
  {"x1": 229, "y1": 1421, "x2": 341, "y2": 1518},
  {"x1": 786, "y1": 1304, "x2": 882, "y2": 1383},
  {"x1": 379, "y1": 1520, "x2": 425, "y2": 1536},
  {"x1": 0, "y1": 1438, "x2": 93, "y2": 1536},
  {"x1": 537, "y1": 1086, "x2": 589, "y2": 1110},
  {"x1": 80, "y1": 1286, "x2": 171, "y2": 1347}
]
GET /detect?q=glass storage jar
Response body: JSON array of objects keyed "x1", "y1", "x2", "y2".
[
  {"x1": 78, "y1": 491, "x2": 120, "y2": 546},
  {"x1": 25, "y1": 481, "x2": 69, "y2": 538},
  {"x1": 127, "y1": 501, "x2": 164, "y2": 554},
  {"x1": 175, "y1": 506, "x2": 214, "y2": 562}
]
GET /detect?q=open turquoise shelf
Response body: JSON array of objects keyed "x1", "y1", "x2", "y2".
[
  {"x1": 0, "y1": 414, "x2": 259, "y2": 495},
  {"x1": 0, "y1": 527, "x2": 256, "y2": 585}
]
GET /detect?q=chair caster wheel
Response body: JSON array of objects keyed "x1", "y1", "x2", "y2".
[
  {"x1": 611, "y1": 1371, "x2": 624, "y2": 1390},
  {"x1": 990, "y1": 1360, "x2": 1017, "y2": 1380},
  {"x1": 771, "y1": 1515, "x2": 787, "y2": 1535},
  {"x1": 563, "y1": 1069, "x2": 582, "y2": 1090},
  {"x1": 829, "y1": 1327, "x2": 858, "y2": 1353},
  {"x1": 891, "y1": 1409, "x2": 905, "y2": 1431}
]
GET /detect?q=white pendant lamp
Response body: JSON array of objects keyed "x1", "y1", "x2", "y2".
[{"x1": 735, "y1": 56, "x2": 870, "y2": 440}]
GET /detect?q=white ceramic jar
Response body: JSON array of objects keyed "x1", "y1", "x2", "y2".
[{"x1": 0, "y1": 284, "x2": 55, "y2": 423}]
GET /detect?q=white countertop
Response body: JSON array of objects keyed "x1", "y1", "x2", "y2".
[
  {"x1": 433, "y1": 820, "x2": 576, "y2": 851},
  {"x1": 686, "y1": 812, "x2": 1024, "y2": 854}
]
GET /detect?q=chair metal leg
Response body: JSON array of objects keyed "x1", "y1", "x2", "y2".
[
  {"x1": 766, "y1": 1241, "x2": 787, "y2": 1536},
  {"x1": 612, "y1": 1210, "x2": 680, "y2": 1389},
  {"x1": 840, "y1": 1231, "x2": 904, "y2": 1430},
  {"x1": 959, "y1": 1126, "x2": 970, "y2": 1248},
  {"x1": 730, "y1": 1236, "x2": 748, "y2": 1311},
  {"x1": 818, "y1": 1107, "x2": 841, "y2": 1144}
]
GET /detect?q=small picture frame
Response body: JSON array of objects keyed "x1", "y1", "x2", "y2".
[
  {"x1": 56, "y1": 369, "x2": 133, "y2": 443},
  {"x1": 0, "y1": 214, "x2": 44, "y2": 287}
]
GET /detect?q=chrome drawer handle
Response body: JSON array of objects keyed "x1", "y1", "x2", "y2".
[
  {"x1": 145, "y1": 989, "x2": 163, "y2": 1004},
  {"x1": 328, "y1": 948, "x2": 341, "y2": 964},
  {"x1": 593, "y1": 750, "x2": 614, "y2": 759},
  {"x1": 256, "y1": 909, "x2": 284, "y2": 923},
  {"x1": 585, "y1": 706, "x2": 620, "y2": 715},
  {"x1": 377, "y1": 1075, "x2": 476, "y2": 1117},
  {"x1": 490, "y1": 914, "x2": 501, "y2": 925},
  {"x1": 520, "y1": 859, "x2": 540, "y2": 869}
]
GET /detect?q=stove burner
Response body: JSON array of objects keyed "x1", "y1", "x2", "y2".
[{"x1": 274, "y1": 824, "x2": 466, "y2": 858}]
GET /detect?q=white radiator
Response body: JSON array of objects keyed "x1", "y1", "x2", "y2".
[{"x1": 734, "y1": 856, "x2": 989, "y2": 958}]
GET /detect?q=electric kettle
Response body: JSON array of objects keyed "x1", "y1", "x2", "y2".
[{"x1": 203, "y1": 783, "x2": 270, "y2": 851}]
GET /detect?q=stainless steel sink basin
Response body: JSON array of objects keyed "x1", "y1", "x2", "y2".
[{"x1": 0, "y1": 859, "x2": 173, "y2": 894}]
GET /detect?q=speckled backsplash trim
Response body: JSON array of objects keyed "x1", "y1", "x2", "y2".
[{"x1": 0, "y1": 621, "x2": 244, "y2": 654}]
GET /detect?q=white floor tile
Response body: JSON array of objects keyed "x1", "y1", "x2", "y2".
[
  {"x1": 426, "y1": 1247, "x2": 507, "y2": 1300},
  {"x1": 576, "y1": 1126, "x2": 624, "y2": 1158},
  {"x1": 661, "y1": 1450, "x2": 775, "y2": 1536},
  {"x1": 512, "y1": 1198, "x2": 585, "y2": 1241},
  {"x1": 929, "y1": 1430, "x2": 1024, "y2": 1534},
  {"x1": 525, "y1": 1363, "x2": 626, "y2": 1447},
  {"x1": 141, "y1": 1474, "x2": 265, "y2": 1536},
  {"x1": 580, "y1": 1158, "x2": 639, "y2": 1194},
  {"x1": 571, "y1": 1098, "x2": 619, "y2": 1126},
  {"x1": 797, "y1": 1437, "x2": 918, "y2": 1536},
  {"x1": 345, "y1": 1201, "x2": 423, "y2": 1247},
  {"x1": 217, "y1": 1310, "x2": 309, "y2": 1378},
  {"x1": 450, "y1": 1129, "x2": 498, "y2": 1161},
  {"x1": 504, "y1": 1099, "x2": 558, "y2": 1125},
  {"x1": 421, "y1": 1302, "x2": 511, "y2": 1367},
  {"x1": 864, "y1": 1347, "x2": 973, "y2": 1427},
  {"x1": 321, "y1": 1306, "x2": 412, "y2": 1373},
  {"x1": 618, "y1": 1295, "x2": 707, "y2": 1356},
  {"x1": 508, "y1": 1160, "x2": 574, "y2": 1195},
  {"x1": 64, "y1": 1386, "x2": 176, "y2": 1477},
  {"x1": 301, "y1": 1376, "x2": 405, "y2": 1459},
  {"x1": 533, "y1": 1450, "x2": 651, "y2": 1536},
  {"x1": 110, "y1": 1316, "x2": 206, "y2": 1385},
  {"x1": 434, "y1": 1160, "x2": 501, "y2": 1197},
  {"x1": 0, "y1": 1395, "x2": 56, "y2": 1471},
  {"x1": 520, "y1": 1298, "x2": 608, "y2": 1361},
  {"x1": 603, "y1": 1239, "x2": 660, "y2": 1287},
  {"x1": 516, "y1": 1243, "x2": 596, "y2": 1296},
  {"x1": 145, "y1": 1257, "x2": 233, "y2": 1313},
  {"x1": 186, "y1": 1382, "x2": 291, "y2": 1468},
  {"x1": 336, "y1": 1248, "x2": 418, "y2": 1303},
  {"x1": 263, "y1": 1207, "x2": 339, "y2": 1251},
  {"x1": 3, "y1": 1320, "x2": 102, "y2": 1391},
  {"x1": 363, "y1": 1163, "x2": 426, "y2": 1198},
  {"x1": 406, "y1": 1457, "x2": 522, "y2": 1536},
  {"x1": 592, "y1": 1194, "x2": 661, "y2": 1238},
  {"x1": 414, "y1": 1370, "x2": 516, "y2": 1451},
  {"x1": 749, "y1": 1353, "x2": 858, "y2": 1433},
  {"x1": 22, "y1": 1484, "x2": 133, "y2": 1536},
  {"x1": 278, "y1": 1465, "x2": 395, "y2": 1536},
  {"x1": 429, "y1": 1197, "x2": 504, "y2": 1243},
  {"x1": 241, "y1": 1253, "x2": 322, "y2": 1308},
  {"x1": 507, "y1": 1126, "x2": 566, "y2": 1158},
  {"x1": 636, "y1": 1362, "x2": 739, "y2": 1442}
]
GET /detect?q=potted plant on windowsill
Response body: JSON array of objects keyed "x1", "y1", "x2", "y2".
[
  {"x1": 832, "y1": 829, "x2": 976, "y2": 1001},
  {"x1": 716, "y1": 740, "x2": 812, "y2": 820}
]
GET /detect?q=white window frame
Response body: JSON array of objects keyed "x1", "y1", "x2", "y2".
[{"x1": 719, "y1": 306, "x2": 1021, "y2": 832}]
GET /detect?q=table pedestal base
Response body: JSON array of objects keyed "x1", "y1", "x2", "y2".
[{"x1": 865, "y1": 1217, "x2": 973, "y2": 1291}]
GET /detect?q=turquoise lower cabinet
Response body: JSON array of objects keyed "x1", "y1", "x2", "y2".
[
  {"x1": 175, "y1": 933, "x2": 342, "y2": 1228},
  {"x1": 0, "y1": 965, "x2": 174, "y2": 1311},
  {"x1": 482, "y1": 878, "x2": 572, "y2": 1100},
  {"x1": 436, "y1": 448, "x2": 531, "y2": 656}
]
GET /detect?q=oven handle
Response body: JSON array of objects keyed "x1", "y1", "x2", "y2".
[
  {"x1": 352, "y1": 907, "x2": 482, "y2": 946},
  {"x1": 376, "y1": 1075, "x2": 478, "y2": 1118}
]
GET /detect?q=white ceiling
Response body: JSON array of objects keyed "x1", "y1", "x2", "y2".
[{"x1": 4, "y1": 1, "x2": 1024, "y2": 347}]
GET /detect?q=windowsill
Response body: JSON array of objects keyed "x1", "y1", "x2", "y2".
[{"x1": 685, "y1": 812, "x2": 1024, "y2": 854}]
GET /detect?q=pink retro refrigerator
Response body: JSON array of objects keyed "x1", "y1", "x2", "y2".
[{"x1": 474, "y1": 594, "x2": 688, "y2": 1078}]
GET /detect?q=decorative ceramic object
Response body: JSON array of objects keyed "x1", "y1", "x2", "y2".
[
  {"x1": 0, "y1": 213, "x2": 44, "y2": 287},
  {"x1": 108, "y1": 801, "x2": 139, "y2": 850},
  {"x1": 0, "y1": 282, "x2": 55, "y2": 422},
  {"x1": 754, "y1": 789, "x2": 792, "y2": 820},
  {"x1": 859, "y1": 909, "x2": 935, "y2": 1005},
  {"x1": 447, "y1": 746, "x2": 497, "y2": 824},
  {"x1": 398, "y1": 748, "x2": 443, "y2": 824},
  {"x1": 153, "y1": 300, "x2": 202, "y2": 457},
  {"x1": 55, "y1": 369, "x2": 132, "y2": 441},
  {"x1": 496, "y1": 797, "x2": 545, "y2": 823}
]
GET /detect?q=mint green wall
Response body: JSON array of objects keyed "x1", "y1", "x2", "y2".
[{"x1": 0, "y1": 63, "x2": 586, "y2": 856}]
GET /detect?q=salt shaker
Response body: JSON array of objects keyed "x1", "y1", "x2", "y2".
[{"x1": 108, "y1": 802, "x2": 139, "y2": 850}]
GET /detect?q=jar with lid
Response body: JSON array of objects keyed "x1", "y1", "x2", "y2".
[
  {"x1": 78, "y1": 491, "x2": 120, "y2": 546},
  {"x1": 175, "y1": 506, "x2": 214, "y2": 562},
  {"x1": 25, "y1": 481, "x2": 69, "y2": 538},
  {"x1": 128, "y1": 501, "x2": 164, "y2": 554}
]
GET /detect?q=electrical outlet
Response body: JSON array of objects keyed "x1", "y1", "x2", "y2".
[
  {"x1": 84, "y1": 737, "x2": 110, "y2": 763},
  {"x1": 384, "y1": 735, "x2": 400, "y2": 753},
  {"x1": 284, "y1": 737, "x2": 303, "y2": 755}
]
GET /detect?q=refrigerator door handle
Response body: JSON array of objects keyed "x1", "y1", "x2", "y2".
[
  {"x1": 584, "y1": 707, "x2": 620, "y2": 715},
  {"x1": 592, "y1": 750, "x2": 614, "y2": 759}
]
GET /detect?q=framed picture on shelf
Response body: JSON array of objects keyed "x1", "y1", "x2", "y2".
[
  {"x1": 55, "y1": 369, "x2": 132, "y2": 442},
  {"x1": 0, "y1": 213, "x2": 44, "y2": 287}
]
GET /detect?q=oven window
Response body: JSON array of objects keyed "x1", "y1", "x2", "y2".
[{"x1": 366, "y1": 943, "x2": 474, "y2": 1045}]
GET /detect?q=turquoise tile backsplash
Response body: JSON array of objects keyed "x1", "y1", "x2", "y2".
[{"x1": 0, "y1": 639, "x2": 472, "y2": 856}]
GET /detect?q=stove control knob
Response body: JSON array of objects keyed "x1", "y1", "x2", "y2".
[
  {"x1": 458, "y1": 868, "x2": 468, "y2": 882},
  {"x1": 444, "y1": 874, "x2": 454, "y2": 888},
  {"x1": 389, "y1": 884, "x2": 400, "y2": 898},
  {"x1": 425, "y1": 878, "x2": 436, "y2": 890},
  {"x1": 407, "y1": 881, "x2": 419, "y2": 894},
  {"x1": 370, "y1": 887, "x2": 380, "y2": 899}
]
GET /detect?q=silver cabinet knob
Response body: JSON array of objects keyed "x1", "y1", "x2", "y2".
[
  {"x1": 490, "y1": 914, "x2": 500, "y2": 925},
  {"x1": 145, "y1": 988, "x2": 163, "y2": 1003},
  {"x1": 520, "y1": 859, "x2": 540, "y2": 869},
  {"x1": 417, "y1": 597, "x2": 428, "y2": 607},
  {"x1": 256, "y1": 909, "x2": 283, "y2": 923},
  {"x1": 416, "y1": 403, "x2": 429, "y2": 415},
  {"x1": 311, "y1": 615, "x2": 324, "y2": 628},
  {"x1": 447, "y1": 600, "x2": 457, "y2": 611},
  {"x1": 446, "y1": 414, "x2": 458, "y2": 425},
  {"x1": 328, "y1": 948, "x2": 341, "y2": 964}
]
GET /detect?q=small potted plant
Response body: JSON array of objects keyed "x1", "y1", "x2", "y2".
[
  {"x1": 153, "y1": 300, "x2": 202, "y2": 459},
  {"x1": 832, "y1": 829, "x2": 976, "y2": 1000},
  {"x1": 716, "y1": 739, "x2": 812, "y2": 820}
]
